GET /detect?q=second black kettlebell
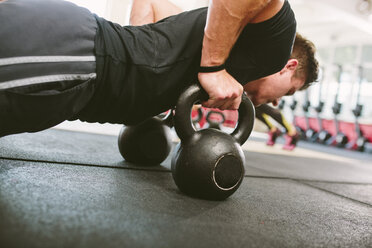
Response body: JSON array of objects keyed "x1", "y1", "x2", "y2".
[
  {"x1": 118, "y1": 112, "x2": 173, "y2": 165},
  {"x1": 171, "y1": 84, "x2": 255, "y2": 200}
]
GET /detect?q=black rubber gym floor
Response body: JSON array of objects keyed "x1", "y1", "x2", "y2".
[{"x1": 0, "y1": 128, "x2": 371, "y2": 248}]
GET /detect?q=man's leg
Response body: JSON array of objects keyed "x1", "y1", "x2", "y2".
[
  {"x1": 130, "y1": 0, "x2": 182, "y2": 25},
  {"x1": 255, "y1": 105, "x2": 281, "y2": 146},
  {"x1": 257, "y1": 104, "x2": 299, "y2": 150},
  {"x1": 0, "y1": 0, "x2": 98, "y2": 137},
  {"x1": 258, "y1": 104, "x2": 293, "y2": 134}
]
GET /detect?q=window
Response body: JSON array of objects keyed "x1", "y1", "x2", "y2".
[
  {"x1": 364, "y1": 68, "x2": 372, "y2": 82},
  {"x1": 361, "y1": 45, "x2": 372, "y2": 82},
  {"x1": 362, "y1": 45, "x2": 372, "y2": 63},
  {"x1": 333, "y1": 45, "x2": 358, "y2": 65},
  {"x1": 317, "y1": 48, "x2": 331, "y2": 64}
]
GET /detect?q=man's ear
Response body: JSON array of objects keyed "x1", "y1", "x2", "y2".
[
  {"x1": 286, "y1": 59, "x2": 298, "y2": 70},
  {"x1": 280, "y1": 59, "x2": 298, "y2": 74}
]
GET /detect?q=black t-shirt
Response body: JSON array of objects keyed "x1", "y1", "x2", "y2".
[
  {"x1": 226, "y1": 0, "x2": 296, "y2": 83},
  {"x1": 78, "y1": 1, "x2": 296, "y2": 125}
]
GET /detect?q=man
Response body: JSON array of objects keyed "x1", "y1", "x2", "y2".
[
  {"x1": 0, "y1": 0, "x2": 318, "y2": 137},
  {"x1": 129, "y1": 0, "x2": 318, "y2": 152}
]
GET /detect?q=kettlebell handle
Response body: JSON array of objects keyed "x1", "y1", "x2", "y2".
[{"x1": 174, "y1": 84, "x2": 255, "y2": 145}]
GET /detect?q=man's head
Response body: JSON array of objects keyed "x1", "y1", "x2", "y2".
[{"x1": 244, "y1": 33, "x2": 319, "y2": 106}]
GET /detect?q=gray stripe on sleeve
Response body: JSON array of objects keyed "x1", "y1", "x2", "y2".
[
  {"x1": 0, "y1": 56, "x2": 96, "y2": 67},
  {"x1": 0, "y1": 73, "x2": 97, "y2": 90}
]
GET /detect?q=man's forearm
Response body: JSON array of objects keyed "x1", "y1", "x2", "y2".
[{"x1": 201, "y1": 0, "x2": 271, "y2": 66}]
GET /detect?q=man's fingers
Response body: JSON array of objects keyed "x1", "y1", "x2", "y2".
[
  {"x1": 202, "y1": 96, "x2": 241, "y2": 110},
  {"x1": 219, "y1": 102, "x2": 231, "y2": 110},
  {"x1": 218, "y1": 97, "x2": 238, "y2": 110},
  {"x1": 231, "y1": 97, "x2": 241, "y2": 110},
  {"x1": 202, "y1": 98, "x2": 224, "y2": 109}
]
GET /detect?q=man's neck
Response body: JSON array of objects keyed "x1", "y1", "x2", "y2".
[{"x1": 251, "y1": 0, "x2": 284, "y2": 23}]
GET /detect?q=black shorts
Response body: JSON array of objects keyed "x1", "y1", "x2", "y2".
[
  {"x1": 77, "y1": 9, "x2": 208, "y2": 126},
  {"x1": 0, "y1": 0, "x2": 98, "y2": 136}
]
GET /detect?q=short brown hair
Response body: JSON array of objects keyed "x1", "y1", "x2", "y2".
[{"x1": 290, "y1": 33, "x2": 319, "y2": 90}]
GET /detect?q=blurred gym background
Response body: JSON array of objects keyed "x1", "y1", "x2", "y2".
[{"x1": 55, "y1": 0, "x2": 372, "y2": 152}]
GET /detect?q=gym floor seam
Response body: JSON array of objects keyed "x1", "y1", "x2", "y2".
[
  {"x1": 297, "y1": 180, "x2": 372, "y2": 208},
  {"x1": 2, "y1": 156, "x2": 371, "y2": 208},
  {"x1": 2, "y1": 156, "x2": 372, "y2": 185},
  {"x1": 2, "y1": 155, "x2": 371, "y2": 184}
]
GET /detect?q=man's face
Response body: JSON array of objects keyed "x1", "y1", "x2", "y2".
[{"x1": 243, "y1": 59, "x2": 305, "y2": 106}]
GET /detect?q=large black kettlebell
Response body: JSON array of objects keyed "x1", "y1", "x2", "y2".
[
  {"x1": 118, "y1": 112, "x2": 173, "y2": 165},
  {"x1": 171, "y1": 84, "x2": 255, "y2": 200}
]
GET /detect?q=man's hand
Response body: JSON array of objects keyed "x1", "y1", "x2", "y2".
[{"x1": 198, "y1": 70, "x2": 243, "y2": 110}]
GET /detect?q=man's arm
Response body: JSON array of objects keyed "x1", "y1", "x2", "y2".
[{"x1": 199, "y1": 0, "x2": 273, "y2": 110}]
